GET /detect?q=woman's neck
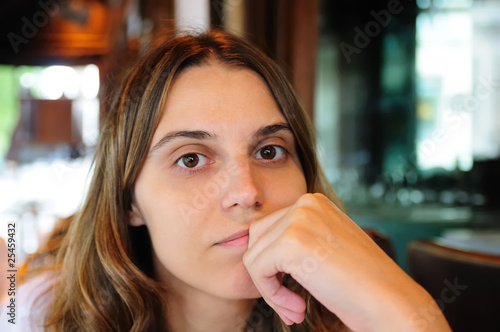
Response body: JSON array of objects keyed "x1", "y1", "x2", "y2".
[{"x1": 165, "y1": 288, "x2": 255, "y2": 332}]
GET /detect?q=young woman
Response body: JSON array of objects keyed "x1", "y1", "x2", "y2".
[{"x1": 11, "y1": 30, "x2": 450, "y2": 331}]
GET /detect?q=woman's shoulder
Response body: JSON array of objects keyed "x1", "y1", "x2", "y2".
[{"x1": 0, "y1": 272, "x2": 57, "y2": 332}]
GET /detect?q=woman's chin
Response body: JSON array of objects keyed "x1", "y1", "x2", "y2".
[
  {"x1": 221, "y1": 267, "x2": 262, "y2": 300},
  {"x1": 237, "y1": 285, "x2": 262, "y2": 300}
]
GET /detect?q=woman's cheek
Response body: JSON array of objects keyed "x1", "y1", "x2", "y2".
[{"x1": 266, "y1": 169, "x2": 307, "y2": 204}]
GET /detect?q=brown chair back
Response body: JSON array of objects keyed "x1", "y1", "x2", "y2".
[{"x1": 407, "y1": 240, "x2": 500, "y2": 332}]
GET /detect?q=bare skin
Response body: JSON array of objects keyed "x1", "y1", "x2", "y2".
[
  {"x1": 244, "y1": 194, "x2": 451, "y2": 331},
  {"x1": 130, "y1": 61, "x2": 451, "y2": 331}
]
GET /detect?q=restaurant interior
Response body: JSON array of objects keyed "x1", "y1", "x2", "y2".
[{"x1": 0, "y1": 0, "x2": 499, "y2": 330}]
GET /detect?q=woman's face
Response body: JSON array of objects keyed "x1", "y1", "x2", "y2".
[{"x1": 131, "y1": 62, "x2": 307, "y2": 301}]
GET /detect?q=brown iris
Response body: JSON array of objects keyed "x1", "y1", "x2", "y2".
[
  {"x1": 261, "y1": 146, "x2": 277, "y2": 159},
  {"x1": 182, "y1": 154, "x2": 199, "y2": 168}
]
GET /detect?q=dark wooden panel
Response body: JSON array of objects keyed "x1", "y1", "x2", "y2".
[{"x1": 35, "y1": 99, "x2": 74, "y2": 143}]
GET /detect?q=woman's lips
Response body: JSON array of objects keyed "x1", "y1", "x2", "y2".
[{"x1": 216, "y1": 230, "x2": 250, "y2": 247}]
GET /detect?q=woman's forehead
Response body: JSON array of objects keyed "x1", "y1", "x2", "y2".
[
  {"x1": 170, "y1": 62, "x2": 270, "y2": 98},
  {"x1": 158, "y1": 63, "x2": 284, "y2": 128}
]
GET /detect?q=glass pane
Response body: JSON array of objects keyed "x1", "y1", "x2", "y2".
[{"x1": 416, "y1": 11, "x2": 474, "y2": 171}]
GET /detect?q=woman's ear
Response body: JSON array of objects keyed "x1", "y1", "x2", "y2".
[{"x1": 129, "y1": 203, "x2": 146, "y2": 226}]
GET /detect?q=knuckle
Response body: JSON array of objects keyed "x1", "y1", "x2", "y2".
[
  {"x1": 281, "y1": 224, "x2": 310, "y2": 246},
  {"x1": 312, "y1": 192, "x2": 328, "y2": 202},
  {"x1": 297, "y1": 193, "x2": 327, "y2": 207},
  {"x1": 297, "y1": 193, "x2": 315, "y2": 205},
  {"x1": 291, "y1": 206, "x2": 309, "y2": 219},
  {"x1": 242, "y1": 251, "x2": 252, "y2": 267}
]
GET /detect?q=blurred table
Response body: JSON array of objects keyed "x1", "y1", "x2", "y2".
[
  {"x1": 435, "y1": 229, "x2": 500, "y2": 256},
  {"x1": 349, "y1": 204, "x2": 472, "y2": 272}
]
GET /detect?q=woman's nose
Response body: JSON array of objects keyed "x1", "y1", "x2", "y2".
[{"x1": 221, "y1": 160, "x2": 263, "y2": 211}]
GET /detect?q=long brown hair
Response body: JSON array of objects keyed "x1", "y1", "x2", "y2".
[{"x1": 41, "y1": 30, "x2": 346, "y2": 331}]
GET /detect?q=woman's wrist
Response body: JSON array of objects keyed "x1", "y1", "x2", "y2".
[{"x1": 371, "y1": 280, "x2": 452, "y2": 332}]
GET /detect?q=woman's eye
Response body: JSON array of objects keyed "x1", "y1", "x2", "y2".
[
  {"x1": 255, "y1": 145, "x2": 285, "y2": 160},
  {"x1": 176, "y1": 153, "x2": 210, "y2": 168}
]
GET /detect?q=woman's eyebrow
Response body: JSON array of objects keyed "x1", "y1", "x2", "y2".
[
  {"x1": 149, "y1": 123, "x2": 292, "y2": 155},
  {"x1": 254, "y1": 123, "x2": 292, "y2": 138},
  {"x1": 150, "y1": 130, "x2": 215, "y2": 154}
]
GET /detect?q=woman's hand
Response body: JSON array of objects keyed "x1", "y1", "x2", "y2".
[{"x1": 243, "y1": 193, "x2": 451, "y2": 331}]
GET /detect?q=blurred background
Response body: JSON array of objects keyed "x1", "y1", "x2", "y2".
[{"x1": 0, "y1": 0, "x2": 499, "y2": 310}]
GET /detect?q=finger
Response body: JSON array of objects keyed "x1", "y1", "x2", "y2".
[
  {"x1": 252, "y1": 274, "x2": 306, "y2": 323},
  {"x1": 277, "y1": 312, "x2": 294, "y2": 326},
  {"x1": 245, "y1": 211, "x2": 296, "y2": 268},
  {"x1": 261, "y1": 277, "x2": 306, "y2": 312},
  {"x1": 248, "y1": 205, "x2": 291, "y2": 248},
  {"x1": 244, "y1": 245, "x2": 307, "y2": 316},
  {"x1": 272, "y1": 302, "x2": 306, "y2": 325}
]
